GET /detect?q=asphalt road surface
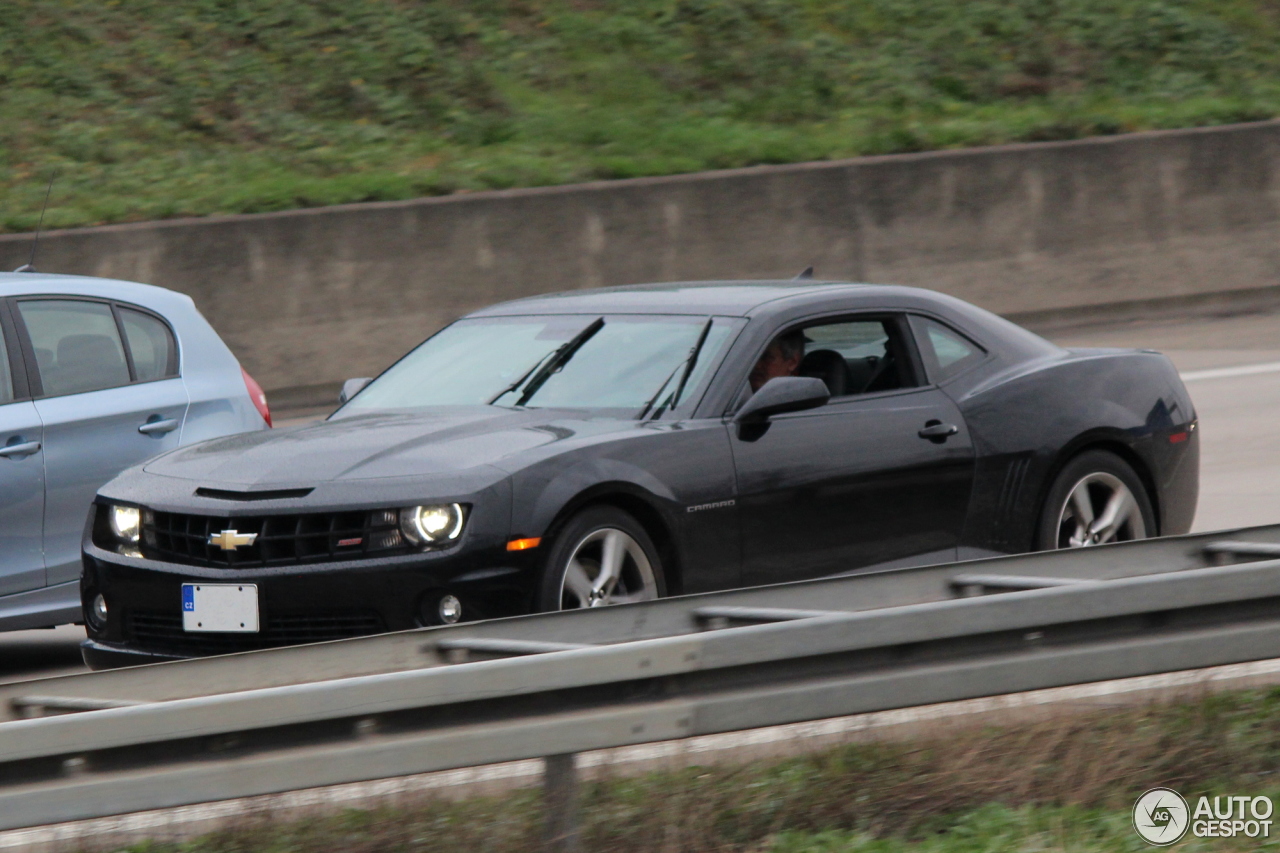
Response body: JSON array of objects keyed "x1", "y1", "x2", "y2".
[{"x1": 4, "y1": 306, "x2": 1277, "y2": 683}]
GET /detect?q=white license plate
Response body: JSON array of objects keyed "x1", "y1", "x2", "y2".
[{"x1": 182, "y1": 583, "x2": 259, "y2": 633}]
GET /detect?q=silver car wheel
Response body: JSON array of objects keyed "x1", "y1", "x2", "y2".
[
  {"x1": 1055, "y1": 472, "x2": 1147, "y2": 548},
  {"x1": 557, "y1": 527, "x2": 658, "y2": 609}
]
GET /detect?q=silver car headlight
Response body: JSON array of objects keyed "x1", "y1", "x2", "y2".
[
  {"x1": 108, "y1": 504, "x2": 141, "y2": 544},
  {"x1": 399, "y1": 503, "x2": 466, "y2": 545}
]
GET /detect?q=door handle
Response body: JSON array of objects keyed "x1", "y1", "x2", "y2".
[
  {"x1": 918, "y1": 421, "x2": 959, "y2": 443},
  {"x1": 138, "y1": 417, "x2": 179, "y2": 436},
  {"x1": 0, "y1": 440, "x2": 41, "y2": 458}
]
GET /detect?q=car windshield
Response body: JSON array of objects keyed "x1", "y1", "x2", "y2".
[{"x1": 341, "y1": 314, "x2": 740, "y2": 414}]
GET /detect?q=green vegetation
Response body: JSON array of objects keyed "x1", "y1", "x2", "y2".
[
  {"x1": 97, "y1": 688, "x2": 1280, "y2": 852},
  {"x1": 772, "y1": 803, "x2": 1271, "y2": 851},
  {"x1": 3, "y1": 0, "x2": 1280, "y2": 232}
]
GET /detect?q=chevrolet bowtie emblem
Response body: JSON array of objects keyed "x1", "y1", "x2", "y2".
[{"x1": 208, "y1": 529, "x2": 258, "y2": 551}]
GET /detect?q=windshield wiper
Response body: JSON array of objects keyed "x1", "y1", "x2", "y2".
[
  {"x1": 636, "y1": 318, "x2": 714, "y2": 421},
  {"x1": 488, "y1": 350, "x2": 556, "y2": 405},
  {"x1": 665, "y1": 318, "x2": 715, "y2": 414},
  {"x1": 511, "y1": 317, "x2": 605, "y2": 407}
]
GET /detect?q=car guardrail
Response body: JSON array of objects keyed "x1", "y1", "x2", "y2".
[
  {"x1": 2, "y1": 524, "x2": 1280, "y2": 843},
  {"x1": 9, "y1": 521, "x2": 1280, "y2": 724}
]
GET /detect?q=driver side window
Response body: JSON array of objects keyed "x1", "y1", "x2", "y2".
[{"x1": 794, "y1": 316, "x2": 919, "y2": 398}]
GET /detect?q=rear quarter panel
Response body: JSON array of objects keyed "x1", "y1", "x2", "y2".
[
  {"x1": 951, "y1": 348, "x2": 1198, "y2": 554},
  {"x1": 169, "y1": 300, "x2": 267, "y2": 443}
]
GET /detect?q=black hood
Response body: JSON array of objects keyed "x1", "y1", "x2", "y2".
[{"x1": 145, "y1": 408, "x2": 616, "y2": 488}]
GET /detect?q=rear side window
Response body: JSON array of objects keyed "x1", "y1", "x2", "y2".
[
  {"x1": 119, "y1": 307, "x2": 177, "y2": 381},
  {"x1": 18, "y1": 300, "x2": 131, "y2": 397},
  {"x1": 911, "y1": 316, "x2": 986, "y2": 383}
]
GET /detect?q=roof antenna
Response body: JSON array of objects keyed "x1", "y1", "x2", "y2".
[
  {"x1": 14, "y1": 173, "x2": 55, "y2": 273},
  {"x1": 793, "y1": 266, "x2": 814, "y2": 281}
]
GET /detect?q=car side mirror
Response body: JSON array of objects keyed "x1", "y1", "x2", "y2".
[
  {"x1": 339, "y1": 377, "x2": 372, "y2": 404},
  {"x1": 732, "y1": 377, "x2": 829, "y2": 426}
]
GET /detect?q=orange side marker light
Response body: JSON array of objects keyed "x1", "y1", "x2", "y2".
[{"x1": 507, "y1": 537, "x2": 542, "y2": 551}]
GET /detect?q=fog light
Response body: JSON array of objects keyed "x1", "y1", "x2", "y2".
[
  {"x1": 88, "y1": 593, "x2": 108, "y2": 630},
  {"x1": 438, "y1": 595, "x2": 462, "y2": 624},
  {"x1": 109, "y1": 505, "x2": 141, "y2": 543}
]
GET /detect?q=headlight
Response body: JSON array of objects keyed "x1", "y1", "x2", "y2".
[
  {"x1": 399, "y1": 503, "x2": 465, "y2": 545},
  {"x1": 108, "y1": 505, "x2": 141, "y2": 543}
]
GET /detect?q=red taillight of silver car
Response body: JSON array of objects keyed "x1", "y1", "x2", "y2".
[{"x1": 241, "y1": 367, "x2": 272, "y2": 427}]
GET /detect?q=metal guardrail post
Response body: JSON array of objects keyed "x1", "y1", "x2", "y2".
[{"x1": 544, "y1": 753, "x2": 580, "y2": 853}]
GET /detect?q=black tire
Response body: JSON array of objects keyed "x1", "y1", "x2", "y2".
[
  {"x1": 537, "y1": 506, "x2": 667, "y2": 611},
  {"x1": 1036, "y1": 449, "x2": 1156, "y2": 550}
]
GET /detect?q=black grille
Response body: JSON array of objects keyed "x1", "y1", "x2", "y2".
[
  {"x1": 128, "y1": 610, "x2": 386, "y2": 655},
  {"x1": 140, "y1": 509, "x2": 405, "y2": 568}
]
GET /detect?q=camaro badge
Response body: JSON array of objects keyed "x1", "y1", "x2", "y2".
[
  {"x1": 208, "y1": 529, "x2": 258, "y2": 551},
  {"x1": 686, "y1": 499, "x2": 735, "y2": 513}
]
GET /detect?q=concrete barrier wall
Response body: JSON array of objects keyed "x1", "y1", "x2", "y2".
[{"x1": 2, "y1": 120, "x2": 1279, "y2": 400}]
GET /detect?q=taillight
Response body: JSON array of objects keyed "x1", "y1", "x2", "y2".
[{"x1": 241, "y1": 367, "x2": 272, "y2": 427}]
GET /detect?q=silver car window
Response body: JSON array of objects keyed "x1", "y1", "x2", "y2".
[
  {"x1": 119, "y1": 308, "x2": 177, "y2": 381},
  {"x1": 18, "y1": 300, "x2": 131, "y2": 397}
]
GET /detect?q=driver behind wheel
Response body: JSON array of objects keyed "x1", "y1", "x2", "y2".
[{"x1": 749, "y1": 330, "x2": 805, "y2": 392}]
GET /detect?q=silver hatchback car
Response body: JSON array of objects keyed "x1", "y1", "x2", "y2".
[{"x1": 0, "y1": 272, "x2": 270, "y2": 631}]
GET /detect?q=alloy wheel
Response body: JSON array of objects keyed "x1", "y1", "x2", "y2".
[
  {"x1": 557, "y1": 527, "x2": 659, "y2": 609},
  {"x1": 1054, "y1": 472, "x2": 1147, "y2": 548}
]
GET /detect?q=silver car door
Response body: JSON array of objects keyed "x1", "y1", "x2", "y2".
[
  {"x1": 16, "y1": 298, "x2": 189, "y2": 587},
  {"x1": 0, "y1": 305, "x2": 44, "y2": 596}
]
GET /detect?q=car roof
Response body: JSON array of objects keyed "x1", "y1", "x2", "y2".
[
  {"x1": 467, "y1": 279, "x2": 1063, "y2": 366},
  {"x1": 465, "y1": 280, "x2": 926, "y2": 318},
  {"x1": 0, "y1": 272, "x2": 191, "y2": 308}
]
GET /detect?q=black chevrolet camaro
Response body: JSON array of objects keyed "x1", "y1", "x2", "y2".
[{"x1": 81, "y1": 281, "x2": 1198, "y2": 668}]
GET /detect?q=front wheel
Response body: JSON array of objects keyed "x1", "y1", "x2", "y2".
[
  {"x1": 1036, "y1": 450, "x2": 1156, "y2": 550},
  {"x1": 537, "y1": 506, "x2": 666, "y2": 611}
]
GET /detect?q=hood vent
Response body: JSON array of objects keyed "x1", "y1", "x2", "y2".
[{"x1": 195, "y1": 487, "x2": 314, "y2": 501}]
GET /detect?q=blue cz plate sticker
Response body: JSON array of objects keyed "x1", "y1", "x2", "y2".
[{"x1": 181, "y1": 583, "x2": 259, "y2": 633}]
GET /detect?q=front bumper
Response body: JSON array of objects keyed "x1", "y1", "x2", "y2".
[{"x1": 81, "y1": 542, "x2": 539, "y2": 669}]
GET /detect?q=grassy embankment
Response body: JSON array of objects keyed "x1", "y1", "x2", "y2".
[
  {"x1": 4, "y1": 0, "x2": 1280, "y2": 233},
  {"x1": 93, "y1": 687, "x2": 1280, "y2": 853}
]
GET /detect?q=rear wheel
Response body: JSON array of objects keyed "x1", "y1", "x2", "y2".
[
  {"x1": 1036, "y1": 450, "x2": 1156, "y2": 550},
  {"x1": 537, "y1": 506, "x2": 666, "y2": 611}
]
